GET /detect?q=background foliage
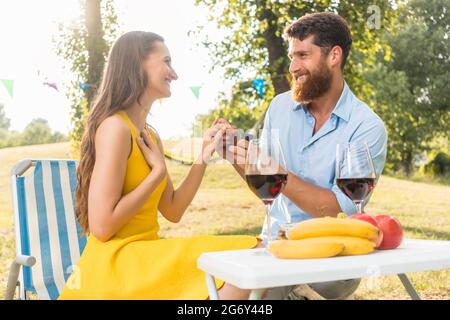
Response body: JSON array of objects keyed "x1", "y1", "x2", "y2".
[
  {"x1": 52, "y1": 0, "x2": 449, "y2": 177},
  {"x1": 0, "y1": 104, "x2": 66, "y2": 148},
  {"x1": 193, "y1": 0, "x2": 449, "y2": 176},
  {"x1": 54, "y1": 0, "x2": 118, "y2": 152}
]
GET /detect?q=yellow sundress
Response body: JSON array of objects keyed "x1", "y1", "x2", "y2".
[{"x1": 58, "y1": 111, "x2": 257, "y2": 299}]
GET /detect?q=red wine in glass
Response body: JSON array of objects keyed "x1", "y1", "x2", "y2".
[
  {"x1": 245, "y1": 138, "x2": 288, "y2": 248},
  {"x1": 336, "y1": 177, "x2": 375, "y2": 202},
  {"x1": 245, "y1": 174, "x2": 288, "y2": 205},
  {"x1": 336, "y1": 142, "x2": 377, "y2": 214}
]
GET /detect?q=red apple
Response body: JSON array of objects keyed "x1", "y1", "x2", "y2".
[
  {"x1": 349, "y1": 212, "x2": 378, "y2": 227},
  {"x1": 350, "y1": 213, "x2": 383, "y2": 248},
  {"x1": 375, "y1": 215, "x2": 403, "y2": 249}
]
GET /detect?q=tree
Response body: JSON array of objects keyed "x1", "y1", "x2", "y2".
[
  {"x1": 389, "y1": 0, "x2": 449, "y2": 133},
  {"x1": 3, "y1": 131, "x2": 22, "y2": 148},
  {"x1": 365, "y1": 0, "x2": 450, "y2": 174},
  {"x1": 21, "y1": 118, "x2": 53, "y2": 145},
  {"x1": 55, "y1": 0, "x2": 118, "y2": 149},
  {"x1": 193, "y1": 0, "x2": 396, "y2": 129},
  {"x1": 365, "y1": 64, "x2": 423, "y2": 174},
  {"x1": 52, "y1": 131, "x2": 67, "y2": 143}
]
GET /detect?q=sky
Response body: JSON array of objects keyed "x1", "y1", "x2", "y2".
[{"x1": 0, "y1": 0, "x2": 233, "y2": 139}]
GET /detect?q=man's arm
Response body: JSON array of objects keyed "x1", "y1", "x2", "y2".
[
  {"x1": 229, "y1": 115, "x2": 388, "y2": 217},
  {"x1": 282, "y1": 172, "x2": 342, "y2": 217},
  {"x1": 229, "y1": 140, "x2": 341, "y2": 217}
]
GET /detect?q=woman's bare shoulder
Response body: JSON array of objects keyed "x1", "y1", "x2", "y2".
[{"x1": 95, "y1": 114, "x2": 131, "y2": 153}]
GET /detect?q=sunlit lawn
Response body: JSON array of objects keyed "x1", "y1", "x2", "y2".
[{"x1": 0, "y1": 142, "x2": 449, "y2": 299}]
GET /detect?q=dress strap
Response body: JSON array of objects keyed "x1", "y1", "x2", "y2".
[
  {"x1": 144, "y1": 125, "x2": 158, "y2": 144},
  {"x1": 116, "y1": 110, "x2": 138, "y2": 138}
]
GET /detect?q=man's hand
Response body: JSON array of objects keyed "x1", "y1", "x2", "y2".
[
  {"x1": 211, "y1": 118, "x2": 251, "y2": 178},
  {"x1": 228, "y1": 138, "x2": 249, "y2": 172}
]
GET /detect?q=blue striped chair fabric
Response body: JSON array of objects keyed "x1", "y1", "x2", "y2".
[{"x1": 13, "y1": 160, "x2": 87, "y2": 299}]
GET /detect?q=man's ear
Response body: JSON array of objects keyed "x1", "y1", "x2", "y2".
[{"x1": 329, "y1": 46, "x2": 343, "y2": 69}]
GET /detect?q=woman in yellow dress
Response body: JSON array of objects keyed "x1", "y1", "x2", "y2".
[{"x1": 58, "y1": 31, "x2": 258, "y2": 300}]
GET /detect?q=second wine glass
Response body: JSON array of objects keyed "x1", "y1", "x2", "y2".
[
  {"x1": 336, "y1": 141, "x2": 376, "y2": 214},
  {"x1": 245, "y1": 137, "x2": 288, "y2": 246}
]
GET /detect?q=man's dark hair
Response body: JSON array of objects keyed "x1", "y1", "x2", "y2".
[{"x1": 284, "y1": 12, "x2": 352, "y2": 70}]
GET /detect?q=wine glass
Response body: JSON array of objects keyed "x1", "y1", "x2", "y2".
[
  {"x1": 335, "y1": 142, "x2": 376, "y2": 214},
  {"x1": 245, "y1": 137, "x2": 288, "y2": 247}
]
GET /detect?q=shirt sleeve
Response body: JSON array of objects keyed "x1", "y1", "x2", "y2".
[{"x1": 332, "y1": 117, "x2": 388, "y2": 215}]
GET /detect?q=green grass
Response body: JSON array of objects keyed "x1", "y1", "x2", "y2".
[
  {"x1": 386, "y1": 170, "x2": 450, "y2": 187},
  {"x1": 0, "y1": 142, "x2": 449, "y2": 299}
]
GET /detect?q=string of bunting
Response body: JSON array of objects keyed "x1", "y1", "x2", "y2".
[
  {"x1": 1, "y1": 76, "x2": 275, "y2": 100},
  {"x1": 156, "y1": 76, "x2": 289, "y2": 165},
  {"x1": 160, "y1": 79, "x2": 265, "y2": 164},
  {"x1": 1, "y1": 73, "x2": 276, "y2": 166}
]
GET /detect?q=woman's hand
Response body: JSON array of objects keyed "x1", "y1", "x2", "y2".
[
  {"x1": 213, "y1": 118, "x2": 239, "y2": 163},
  {"x1": 136, "y1": 129, "x2": 166, "y2": 180},
  {"x1": 200, "y1": 120, "x2": 231, "y2": 164}
]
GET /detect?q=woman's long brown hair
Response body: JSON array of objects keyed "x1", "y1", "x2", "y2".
[{"x1": 76, "y1": 31, "x2": 164, "y2": 234}]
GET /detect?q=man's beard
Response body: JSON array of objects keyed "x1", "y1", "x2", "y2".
[{"x1": 291, "y1": 61, "x2": 333, "y2": 104}]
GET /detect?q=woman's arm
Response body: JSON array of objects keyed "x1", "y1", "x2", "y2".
[
  {"x1": 88, "y1": 116, "x2": 166, "y2": 242},
  {"x1": 156, "y1": 124, "x2": 227, "y2": 222},
  {"x1": 157, "y1": 161, "x2": 207, "y2": 223}
]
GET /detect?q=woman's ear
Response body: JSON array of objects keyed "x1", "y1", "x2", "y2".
[{"x1": 140, "y1": 60, "x2": 150, "y2": 88}]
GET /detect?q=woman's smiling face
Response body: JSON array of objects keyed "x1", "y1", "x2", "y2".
[{"x1": 142, "y1": 41, "x2": 178, "y2": 99}]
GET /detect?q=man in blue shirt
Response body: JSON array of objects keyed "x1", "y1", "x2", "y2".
[{"x1": 222, "y1": 12, "x2": 388, "y2": 299}]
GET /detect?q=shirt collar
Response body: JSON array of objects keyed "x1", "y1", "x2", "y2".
[{"x1": 292, "y1": 81, "x2": 352, "y2": 122}]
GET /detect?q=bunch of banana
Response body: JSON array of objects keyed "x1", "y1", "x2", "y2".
[{"x1": 268, "y1": 217, "x2": 380, "y2": 259}]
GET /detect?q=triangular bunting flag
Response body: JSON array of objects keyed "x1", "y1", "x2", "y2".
[
  {"x1": 190, "y1": 86, "x2": 201, "y2": 99},
  {"x1": 44, "y1": 82, "x2": 59, "y2": 92},
  {"x1": 1, "y1": 79, "x2": 14, "y2": 97},
  {"x1": 252, "y1": 79, "x2": 264, "y2": 98},
  {"x1": 79, "y1": 82, "x2": 89, "y2": 91}
]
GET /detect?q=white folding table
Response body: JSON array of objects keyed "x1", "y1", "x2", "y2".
[{"x1": 198, "y1": 239, "x2": 450, "y2": 300}]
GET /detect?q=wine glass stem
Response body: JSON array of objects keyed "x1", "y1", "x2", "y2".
[
  {"x1": 265, "y1": 204, "x2": 272, "y2": 245},
  {"x1": 355, "y1": 201, "x2": 363, "y2": 214}
]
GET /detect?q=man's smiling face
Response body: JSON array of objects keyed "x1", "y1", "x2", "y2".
[{"x1": 288, "y1": 35, "x2": 333, "y2": 104}]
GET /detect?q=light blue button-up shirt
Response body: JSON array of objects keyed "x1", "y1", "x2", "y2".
[{"x1": 259, "y1": 82, "x2": 388, "y2": 241}]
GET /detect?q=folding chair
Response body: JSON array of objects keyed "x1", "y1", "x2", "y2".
[{"x1": 5, "y1": 159, "x2": 87, "y2": 300}]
